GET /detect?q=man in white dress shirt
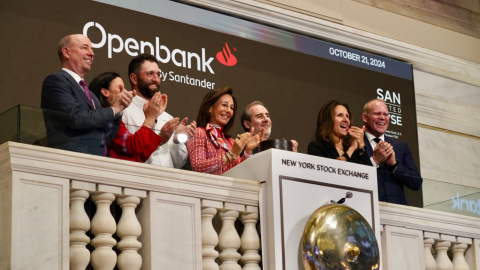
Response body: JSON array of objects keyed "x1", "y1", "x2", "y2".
[{"x1": 123, "y1": 54, "x2": 196, "y2": 168}]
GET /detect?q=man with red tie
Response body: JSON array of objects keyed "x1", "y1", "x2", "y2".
[
  {"x1": 362, "y1": 98, "x2": 422, "y2": 205},
  {"x1": 41, "y1": 34, "x2": 132, "y2": 156}
]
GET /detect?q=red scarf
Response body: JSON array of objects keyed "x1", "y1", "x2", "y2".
[{"x1": 206, "y1": 123, "x2": 230, "y2": 151}]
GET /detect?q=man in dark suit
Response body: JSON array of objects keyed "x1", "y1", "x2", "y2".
[
  {"x1": 362, "y1": 99, "x2": 422, "y2": 205},
  {"x1": 41, "y1": 34, "x2": 132, "y2": 156}
]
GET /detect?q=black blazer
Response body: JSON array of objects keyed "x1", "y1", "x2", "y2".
[
  {"x1": 41, "y1": 70, "x2": 121, "y2": 156},
  {"x1": 364, "y1": 135, "x2": 422, "y2": 205},
  {"x1": 307, "y1": 139, "x2": 370, "y2": 165}
]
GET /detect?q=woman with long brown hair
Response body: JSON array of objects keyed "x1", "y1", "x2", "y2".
[
  {"x1": 308, "y1": 100, "x2": 369, "y2": 164},
  {"x1": 186, "y1": 87, "x2": 263, "y2": 174}
]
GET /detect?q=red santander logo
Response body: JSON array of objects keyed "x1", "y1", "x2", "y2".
[{"x1": 216, "y1": 42, "x2": 237, "y2": 66}]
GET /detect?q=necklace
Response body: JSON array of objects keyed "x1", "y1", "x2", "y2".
[{"x1": 335, "y1": 143, "x2": 344, "y2": 156}]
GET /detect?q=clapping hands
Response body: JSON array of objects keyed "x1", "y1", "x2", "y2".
[
  {"x1": 173, "y1": 117, "x2": 197, "y2": 144},
  {"x1": 143, "y1": 92, "x2": 167, "y2": 126},
  {"x1": 230, "y1": 127, "x2": 265, "y2": 157}
]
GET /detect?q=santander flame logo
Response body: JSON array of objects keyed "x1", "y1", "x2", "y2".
[{"x1": 216, "y1": 42, "x2": 237, "y2": 66}]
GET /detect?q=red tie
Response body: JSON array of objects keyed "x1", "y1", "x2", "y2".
[{"x1": 79, "y1": 80, "x2": 95, "y2": 108}]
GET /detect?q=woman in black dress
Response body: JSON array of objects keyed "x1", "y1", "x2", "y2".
[{"x1": 307, "y1": 100, "x2": 369, "y2": 165}]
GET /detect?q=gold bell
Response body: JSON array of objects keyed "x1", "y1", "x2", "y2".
[{"x1": 300, "y1": 203, "x2": 380, "y2": 270}]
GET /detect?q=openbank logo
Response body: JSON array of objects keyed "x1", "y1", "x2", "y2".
[
  {"x1": 83, "y1": 22, "x2": 238, "y2": 74},
  {"x1": 451, "y1": 193, "x2": 480, "y2": 216}
]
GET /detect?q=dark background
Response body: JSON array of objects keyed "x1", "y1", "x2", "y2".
[{"x1": 0, "y1": 0, "x2": 421, "y2": 206}]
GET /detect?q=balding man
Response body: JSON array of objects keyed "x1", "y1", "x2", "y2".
[
  {"x1": 241, "y1": 101, "x2": 298, "y2": 152},
  {"x1": 362, "y1": 98, "x2": 422, "y2": 205},
  {"x1": 41, "y1": 34, "x2": 132, "y2": 156}
]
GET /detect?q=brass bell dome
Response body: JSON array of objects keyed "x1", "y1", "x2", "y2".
[{"x1": 301, "y1": 203, "x2": 380, "y2": 270}]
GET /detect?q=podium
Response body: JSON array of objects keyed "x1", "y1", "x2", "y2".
[{"x1": 224, "y1": 149, "x2": 381, "y2": 270}]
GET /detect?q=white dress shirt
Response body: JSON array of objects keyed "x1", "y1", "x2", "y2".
[{"x1": 122, "y1": 95, "x2": 188, "y2": 168}]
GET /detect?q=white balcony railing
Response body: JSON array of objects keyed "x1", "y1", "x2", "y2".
[{"x1": 1, "y1": 142, "x2": 479, "y2": 270}]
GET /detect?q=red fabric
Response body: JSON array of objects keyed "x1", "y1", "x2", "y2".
[
  {"x1": 109, "y1": 123, "x2": 162, "y2": 162},
  {"x1": 186, "y1": 127, "x2": 245, "y2": 175},
  {"x1": 205, "y1": 123, "x2": 229, "y2": 150}
]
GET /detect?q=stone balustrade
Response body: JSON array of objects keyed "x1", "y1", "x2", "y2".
[
  {"x1": 1, "y1": 142, "x2": 479, "y2": 269},
  {"x1": 380, "y1": 202, "x2": 480, "y2": 270}
]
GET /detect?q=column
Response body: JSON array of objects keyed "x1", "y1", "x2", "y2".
[
  {"x1": 202, "y1": 207, "x2": 219, "y2": 270},
  {"x1": 239, "y1": 209, "x2": 261, "y2": 270},
  {"x1": 69, "y1": 189, "x2": 91, "y2": 270},
  {"x1": 451, "y1": 243, "x2": 469, "y2": 270},
  {"x1": 116, "y1": 195, "x2": 142, "y2": 270},
  {"x1": 90, "y1": 192, "x2": 117, "y2": 270},
  {"x1": 435, "y1": 240, "x2": 453, "y2": 270},
  {"x1": 424, "y1": 238, "x2": 437, "y2": 270},
  {"x1": 218, "y1": 209, "x2": 241, "y2": 270}
]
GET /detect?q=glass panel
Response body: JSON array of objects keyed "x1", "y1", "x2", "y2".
[
  {"x1": 19, "y1": 105, "x2": 48, "y2": 146},
  {"x1": 374, "y1": 170, "x2": 423, "y2": 207},
  {"x1": 0, "y1": 106, "x2": 19, "y2": 144},
  {"x1": 423, "y1": 178, "x2": 480, "y2": 218},
  {"x1": 0, "y1": 105, "x2": 228, "y2": 175}
]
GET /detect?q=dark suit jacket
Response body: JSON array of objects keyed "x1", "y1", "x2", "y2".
[
  {"x1": 41, "y1": 70, "x2": 121, "y2": 156},
  {"x1": 307, "y1": 140, "x2": 370, "y2": 165},
  {"x1": 364, "y1": 135, "x2": 422, "y2": 205}
]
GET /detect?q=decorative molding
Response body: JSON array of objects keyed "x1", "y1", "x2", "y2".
[
  {"x1": 379, "y1": 202, "x2": 480, "y2": 239},
  {"x1": 144, "y1": 192, "x2": 202, "y2": 269},
  {"x1": 1, "y1": 142, "x2": 261, "y2": 207},
  {"x1": 352, "y1": 0, "x2": 480, "y2": 38},
  {"x1": 177, "y1": 0, "x2": 480, "y2": 86},
  {"x1": 417, "y1": 124, "x2": 480, "y2": 141},
  {"x1": 416, "y1": 93, "x2": 480, "y2": 138},
  {"x1": 11, "y1": 171, "x2": 69, "y2": 270},
  {"x1": 381, "y1": 225, "x2": 425, "y2": 269}
]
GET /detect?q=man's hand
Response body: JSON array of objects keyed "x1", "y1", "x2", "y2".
[
  {"x1": 385, "y1": 147, "x2": 396, "y2": 167},
  {"x1": 173, "y1": 118, "x2": 196, "y2": 144},
  {"x1": 245, "y1": 127, "x2": 264, "y2": 155},
  {"x1": 159, "y1": 117, "x2": 179, "y2": 145},
  {"x1": 143, "y1": 92, "x2": 167, "y2": 127},
  {"x1": 372, "y1": 141, "x2": 393, "y2": 165},
  {"x1": 291, "y1": 140, "x2": 298, "y2": 152}
]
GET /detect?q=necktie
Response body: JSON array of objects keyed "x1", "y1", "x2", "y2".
[
  {"x1": 373, "y1": 137, "x2": 381, "y2": 144},
  {"x1": 79, "y1": 80, "x2": 95, "y2": 108},
  {"x1": 80, "y1": 80, "x2": 106, "y2": 156}
]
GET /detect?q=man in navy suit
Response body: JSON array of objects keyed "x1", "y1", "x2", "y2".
[
  {"x1": 362, "y1": 99, "x2": 422, "y2": 205},
  {"x1": 41, "y1": 34, "x2": 132, "y2": 156}
]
